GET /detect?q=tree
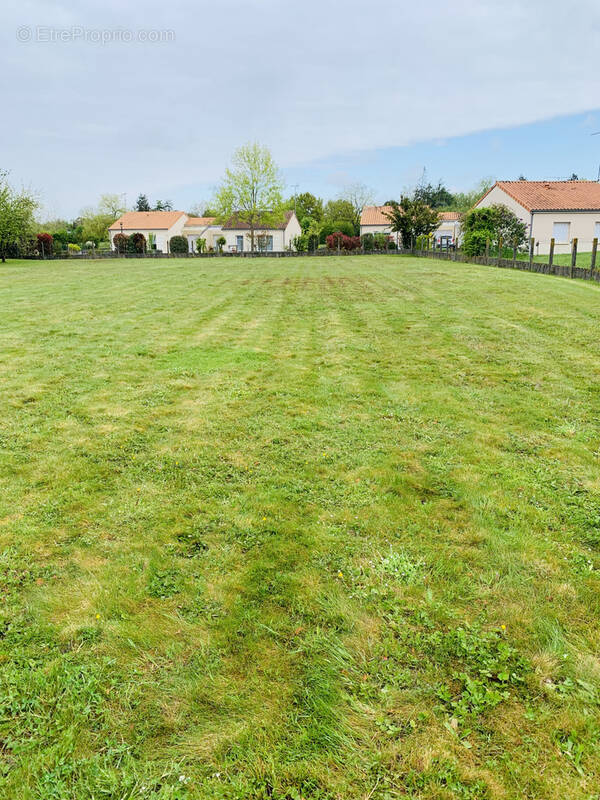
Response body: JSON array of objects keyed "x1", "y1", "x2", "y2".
[
  {"x1": 449, "y1": 179, "x2": 495, "y2": 212},
  {"x1": 188, "y1": 202, "x2": 216, "y2": 217},
  {"x1": 112, "y1": 233, "x2": 128, "y2": 253},
  {"x1": 413, "y1": 180, "x2": 455, "y2": 209},
  {"x1": 383, "y1": 198, "x2": 440, "y2": 247},
  {"x1": 336, "y1": 183, "x2": 374, "y2": 233},
  {"x1": 320, "y1": 220, "x2": 355, "y2": 242},
  {"x1": 195, "y1": 238, "x2": 207, "y2": 253},
  {"x1": 214, "y1": 142, "x2": 284, "y2": 252},
  {"x1": 154, "y1": 199, "x2": 173, "y2": 211},
  {"x1": 462, "y1": 204, "x2": 527, "y2": 256},
  {"x1": 135, "y1": 194, "x2": 151, "y2": 212},
  {"x1": 36, "y1": 232, "x2": 53, "y2": 258},
  {"x1": 216, "y1": 236, "x2": 226, "y2": 253},
  {"x1": 286, "y1": 192, "x2": 323, "y2": 227},
  {"x1": 0, "y1": 170, "x2": 38, "y2": 262},
  {"x1": 98, "y1": 194, "x2": 126, "y2": 218}
]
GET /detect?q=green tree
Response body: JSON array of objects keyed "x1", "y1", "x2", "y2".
[
  {"x1": 336, "y1": 183, "x2": 374, "y2": 233},
  {"x1": 154, "y1": 199, "x2": 173, "y2": 211},
  {"x1": 323, "y1": 199, "x2": 355, "y2": 227},
  {"x1": 383, "y1": 198, "x2": 440, "y2": 248},
  {"x1": 449, "y1": 179, "x2": 495, "y2": 212},
  {"x1": 287, "y1": 192, "x2": 323, "y2": 227},
  {"x1": 0, "y1": 170, "x2": 38, "y2": 262},
  {"x1": 462, "y1": 204, "x2": 527, "y2": 256},
  {"x1": 214, "y1": 142, "x2": 284, "y2": 252},
  {"x1": 135, "y1": 194, "x2": 151, "y2": 211},
  {"x1": 413, "y1": 180, "x2": 455, "y2": 209}
]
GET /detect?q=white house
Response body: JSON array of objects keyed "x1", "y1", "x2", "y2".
[
  {"x1": 219, "y1": 210, "x2": 301, "y2": 252},
  {"x1": 109, "y1": 210, "x2": 301, "y2": 253},
  {"x1": 474, "y1": 181, "x2": 600, "y2": 255},
  {"x1": 433, "y1": 212, "x2": 462, "y2": 247},
  {"x1": 108, "y1": 211, "x2": 187, "y2": 252},
  {"x1": 360, "y1": 205, "x2": 462, "y2": 247},
  {"x1": 359, "y1": 206, "x2": 397, "y2": 243}
]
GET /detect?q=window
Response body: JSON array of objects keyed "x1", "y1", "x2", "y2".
[
  {"x1": 595, "y1": 222, "x2": 600, "y2": 241},
  {"x1": 257, "y1": 235, "x2": 273, "y2": 252},
  {"x1": 236, "y1": 235, "x2": 244, "y2": 252},
  {"x1": 552, "y1": 222, "x2": 570, "y2": 243}
]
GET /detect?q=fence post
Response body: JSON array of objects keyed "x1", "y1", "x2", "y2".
[
  {"x1": 548, "y1": 237, "x2": 555, "y2": 271},
  {"x1": 527, "y1": 238, "x2": 534, "y2": 270},
  {"x1": 570, "y1": 238, "x2": 578, "y2": 278},
  {"x1": 591, "y1": 238, "x2": 598, "y2": 272},
  {"x1": 497, "y1": 235, "x2": 502, "y2": 266},
  {"x1": 512, "y1": 240, "x2": 517, "y2": 268},
  {"x1": 485, "y1": 239, "x2": 489, "y2": 265}
]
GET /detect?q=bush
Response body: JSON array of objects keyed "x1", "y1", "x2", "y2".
[
  {"x1": 112, "y1": 233, "x2": 128, "y2": 253},
  {"x1": 196, "y1": 238, "x2": 206, "y2": 253},
  {"x1": 97, "y1": 241, "x2": 111, "y2": 251},
  {"x1": 293, "y1": 234, "x2": 308, "y2": 252},
  {"x1": 361, "y1": 233, "x2": 374, "y2": 252},
  {"x1": 462, "y1": 229, "x2": 490, "y2": 257},
  {"x1": 320, "y1": 220, "x2": 355, "y2": 243},
  {"x1": 36, "y1": 232, "x2": 53, "y2": 256},
  {"x1": 169, "y1": 235, "x2": 188, "y2": 254},
  {"x1": 216, "y1": 236, "x2": 226, "y2": 253},
  {"x1": 373, "y1": 233, "x2": 392, "y2": 250},
  {"x1": 128, "y1": 232, "x2": 146, "y2": 253},
  {"x1": 53, "y1": 239, "x2": 64, "y2": 255},
  {"x1": 326, "y1": 232, "x2": 361, "y2": 251},
  {"x1": 67, "y1": 243, "x2": 81, "y2": 253}
]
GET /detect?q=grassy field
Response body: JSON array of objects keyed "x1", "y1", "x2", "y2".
[{"x1": 2, "y1": 255, "x2": 600, "y2": 799}]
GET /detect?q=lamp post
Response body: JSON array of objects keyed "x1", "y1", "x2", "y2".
[{"x1": 119, "y1": 222, "x2": 123, "y2": 256}]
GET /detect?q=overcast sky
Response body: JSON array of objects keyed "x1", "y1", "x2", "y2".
[{"x1": 2, "y1": 0, "x2": 600, "y2": 218}]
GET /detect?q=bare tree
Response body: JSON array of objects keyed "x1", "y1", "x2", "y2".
[{"x1": 338, "y1": 183, "x2": 374, "y2": 232}]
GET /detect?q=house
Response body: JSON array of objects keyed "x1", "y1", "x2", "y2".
[
  {"x1": 474, "y1": 181, "x2": 600, "y2": 255},
  {"x1": 359, "y1": 206, "x2": 397, "y2": 243},
  {"x1": 219, "y1": 210, "x2": 301, "y2": 252},
  {"x1": 183, "y1": 217, "x2": 221, "y2": 252},
  {"x1": 109, "y1": 210, "x2": 301, "y2": 253},
  {"x1": 108, "y1": 211, "x2": 187, "y2": 252},
  {"x1": 433, "y1": 211, "x2": 462, "y2": 247}
]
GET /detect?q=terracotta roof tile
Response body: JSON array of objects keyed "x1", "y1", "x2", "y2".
[
  {"x1": 438, "y1": 211, "x2": 462, "y2": 221},
  {"x1": 184, "y1": 217, "x2": 217, "y2": 227},
  {"x1": 486, "y1": 181, "x2": 600, "y2": 212},
  {"x1": 108, "y1": 211, "x2": 186, "y2": 231},
  {"x1": 360, "y1": 206, "x2": 393, "y2": 225}
]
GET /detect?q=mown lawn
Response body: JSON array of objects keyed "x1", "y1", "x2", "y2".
[{"x1": 2, "y1": 255, "x2": 600, "y2": 799}]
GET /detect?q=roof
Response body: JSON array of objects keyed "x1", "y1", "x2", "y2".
[
  {"x1": 360, "y1": 206, "x2": 393, "y2": 225},
  {"x1": 438, "y1": 211, "x2": 462, "y2": 221},
  {"x1": 108, "y1": 211, "x2": 186, "y2": 231},
  {"x1": 480, "y1": 181, "x2": 600, "y2": 212},
  {"x1": 222, "y1": 210, "x2": 295, "y2": 231},
  {"x1": 183, "y1": 217, "x2": 217, "y2": 227}
]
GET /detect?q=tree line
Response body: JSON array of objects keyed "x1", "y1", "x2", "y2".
[{"x1": 0, "y1": 144, "x2": 532, "y2": 259}]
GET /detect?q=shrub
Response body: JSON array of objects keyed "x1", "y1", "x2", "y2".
[
  {"x1": 293, "y1": 234, "x2": 308, "y2": 252},
  {"x1": 195, "y1": 238, "x2": 206, "y2": 253},
  {"x1": 320, "y1": 220, "x2": 355, "y2": 243},
  {"x1": 361, "y1": 233, "x2": 374, "y2": 252},
  {"x1": 169, "y1": 235, "x2": 188, "y2": 254},
  {"x1": 128, "y1": 232, "x2": 146, "y2": 253},
  {"x1": 67, "y1": 243, "x2": 81, "y2": 253},
  {"x1": 112, "y1": 233, "x2": 128, "y2": 253},
  {"x1": 462, "y1": 229, "x2": 490, "y2": 257},
  {"x1": 216, "y1": 236, "x2": 226, "y2": 253},
  {"x1": 97, "y1": 241, "x2": 111, "y2": 251},
  {"x1": 36, "y1": 232, "x2": 53, "y2": 256},
  {"x1": 326, "y1": 232, "x2": 361, "y2": 251},
  {"x1": 53, "y1": 239, "x2": 64, "y2": 255}
]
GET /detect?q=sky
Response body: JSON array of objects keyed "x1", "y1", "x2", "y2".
[{"x1": 2, "y1": 0, "x2": 600, "y2": 219}]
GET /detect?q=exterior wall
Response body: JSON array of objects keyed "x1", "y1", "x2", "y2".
[
  {"x1": 109, "y1": 215, "x2": 186, "y2": 253},
  {"x1": 184, "y1": 225, "x2": 223, "y2": 252},
  {"x1": 359, "y1": 224, "x2": 400, "y2": 246},
  {"x1": 475, "y1": 187, "x2": 600, "y2": 255},
  {"x1": 283, "y1": 214, "x2": 302, "y2": 249},
  {"x1": 475, "y1": 186, "x2": 530, "y2": 226},
  {"x1": 531, "y1": 211, "x2": 600, "y2": 255},
  {"x1": 434, "y1": 220, "x2": 462, "y2": 245}
]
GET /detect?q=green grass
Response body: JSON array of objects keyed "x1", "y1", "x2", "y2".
[{"x1": 2, "y1": 254, "x2": 600, "y2": 798}]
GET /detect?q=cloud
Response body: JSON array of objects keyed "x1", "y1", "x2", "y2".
[{"x1": 2, "y1": 0, "x2": 600, "y2": 215}]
